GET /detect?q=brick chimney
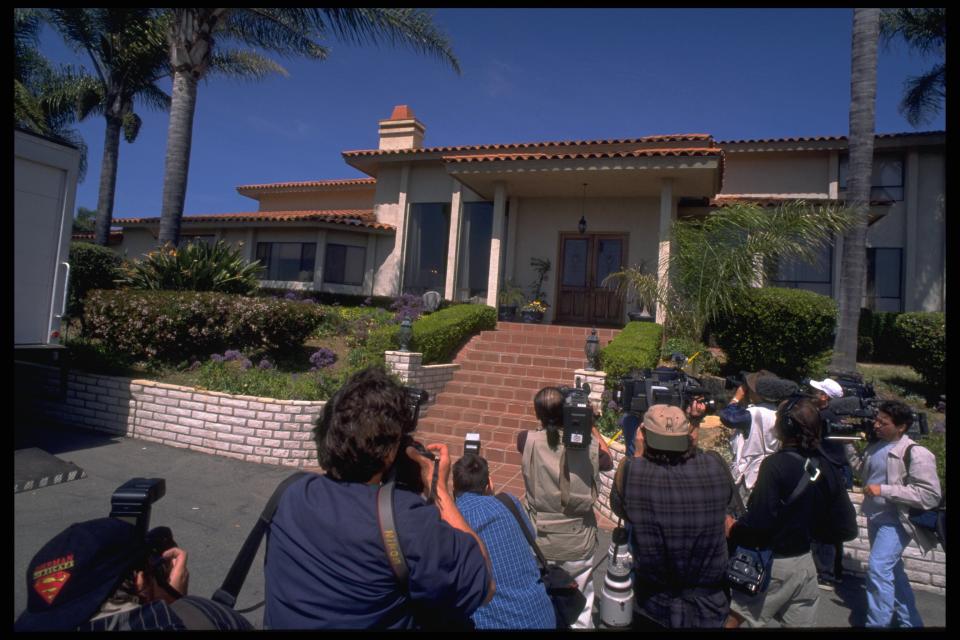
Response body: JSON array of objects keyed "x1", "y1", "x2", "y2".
[{"x1": 378, "y1": 105, "x2": 426, "y2": 150}]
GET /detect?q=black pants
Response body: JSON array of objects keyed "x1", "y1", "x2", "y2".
[{"x1": 811, "y1": 540, "x2": 844, "y2": 582}]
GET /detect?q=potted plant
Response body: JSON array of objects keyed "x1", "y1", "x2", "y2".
[
  {"x1": 497, "y1": 280, "x2": 526, "y2": 321},
  {"x1": 601, "y1": 260, "x2": 658, "y2": 322},
  {"x1": 520, "y1": 299, "x2": 548, "y2": 324}
]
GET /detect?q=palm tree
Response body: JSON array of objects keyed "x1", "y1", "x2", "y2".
[
  {"x1": 44, "y1": 9, "x2": 172, "y2": 247},
  {"x1": 14, "y1": 8, "x2": 89, "y2": 177},
  {"x1": 603, "y1": 201, "x2": 854, "y2": 343},
  {"x1": 157, "y1": 8, "x2": 460, "y2": 247},
  {"x1": 831, "y1": 8, "x2": 880, "y2": 373},
  {"x1": 880, "y1": 8, "x2": 945, "y2": 127}
]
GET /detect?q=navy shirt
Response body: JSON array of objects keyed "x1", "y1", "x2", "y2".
[{"x1": 264, "y1": 474, "x2": 490, "y2": 629}]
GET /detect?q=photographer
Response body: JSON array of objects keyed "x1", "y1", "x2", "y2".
[
  {"x1": 263, "y1": 367, "x2": 494, "y2": 629},
  {"x1": 725, "y1": 397, "x2": 857, "y2": 628},
  {"x1": 14, "y1": 518, "x2": 251, "y2": 631},
  {"x1": 516, "y1": 386, "x2": 613, "y2": 629},
  {"x1": 849, "y1": 400, "x2": 941, "y2": 628},
  {"x1": 720, "y1": 370, "x2": 798, "y2": 504}
]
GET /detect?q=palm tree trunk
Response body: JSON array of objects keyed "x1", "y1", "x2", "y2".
[
  {"x1": 93, "y1": 115, "x2": 122, "y2": 246},
  {"x1": 157, "y1": 69, "x2": 198, "y2": 247},
  {"x1": 831, "y1": 8, "x2": 879, "y2": 373}
]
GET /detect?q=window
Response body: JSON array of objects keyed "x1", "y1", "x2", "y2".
[
  {"x1": 456, "y1": 201, "x2": 493, "y2": 299},
  {"x1": 403, "y1": 203, "x2": 450, "y2": 294},
  {"x1": 324, "y1": 244, "x2": 366, "y2": 286},
  {"x1": 866, "y1": 247, "x2": 902, "y2": 312},
  {"x1": 838, "y1": 154, "x2": 904, "y2": 201},
  {"x1": 768, "y1": 244, "x2": 833, "y2": 296},
  {"x1": 255, "y1": 242, "x2": 316, "y2": 282}
]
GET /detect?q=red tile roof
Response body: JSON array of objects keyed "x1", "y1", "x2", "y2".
[
  {"x1": 717, "y1": 131, "x2": 944, "y2": 145},
  {"x1": 442, "y1": 147, "x2": 723, "y2": 164},
  {"x1": 343, "y1": 134, "x2": 715, "y2": 158},
  {"x1": 113, "y1": 209, "x2": 393, "y2": 231},
  {"x1": 72, "y1": 231, "x2": 123, "y2": 245},
  {"x1": 683, "y1": 195, "x2": 894, "y2": 208},
  {"x1": 235, "y1": 178, "x2": 376, "y2": 193}
]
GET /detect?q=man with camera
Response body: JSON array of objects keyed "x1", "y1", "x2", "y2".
[
  {"x1": 848, "y1": 400, "x2": 941, "y2": 628},
  {"x1": 720, "y1": 370, "x2": 799, "y2": 504},
  {"x1": 516, "y1": 386, "x2": 613, "y2": 629},
  {"x1": 15, "y1": 517, "x2": 252, "y2": 630},
  {"x1": 263, "y1": 367, "x2": 495, "y2": 629},
  {"x1": 610, "y1": 403, "x2": 739, "y2": 628},
  {"x1": 452, "y1": 452, "x2": 557, "y2": 629}
]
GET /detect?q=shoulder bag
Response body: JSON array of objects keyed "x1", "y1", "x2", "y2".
[{"x1": 903, "y1": 444, "x2": 946, "y2": 551}]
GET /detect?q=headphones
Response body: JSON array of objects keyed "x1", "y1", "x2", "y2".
[{"x1": 776, "y1": 393, "x2": 807, "y2": 439}]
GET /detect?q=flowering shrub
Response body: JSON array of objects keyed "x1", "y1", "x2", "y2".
[
  {"x1": 258, "y1": 358, "x2": 274, "y2": 370},
  {"x1": 390, "y1": 294, "x2": 424, "y2": 322},
  {"x1": 309, "y1": 348, "x2": 337, "y2": 371},
  {"x1": 195, "y1": 360, "x2": 348, "y2": 401},
  {"x1": 521, "y1": 300, "x2": 548, "y2": 313},
  {"x1": 83, "y1": 289, "x2": 323, "y2": 362}
]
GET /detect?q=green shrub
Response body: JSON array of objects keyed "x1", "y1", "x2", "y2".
[
  {"x1": 893, "y1": 312, "x2": 944, "y2": 391},
  {"x1": 599, "y1": 322, "x2": 663, "y2": 382},
  {"x1": 315, "y1": 305, "x2": 393, "y2": 343},
  {"x1": 194, "y1": 360, "x2": 347, "y2": 401},
  {"x1": 362, "y1": 304, "x2": 497, "y2": 365},
  {"x1": 118, "y1": 241, "x2": 263, "y2": 294},
  {"x1": 83, "y1": 290, "x2": 324, "y2": 362},
  {"x1": 67, "y1": 242, "x2": 125, "y2": 321},
  {"x1": 63, "y1": 336, "x2": 135, "y2": 376},
  {"x1": 661, "y1": 336, "x2": 721, "y2": 376},
  {"x1": 711, "y1": 287, "x2": 836, "y2": 380},
  {"x1": 857, "y1": 308, "x2": 907, "y2": 363},
  {"x1": 918, "y1": 431, "x2": 946, "y2": 488},
  {"x1": 258, "y1": 289, "x2": 396, "y2": 310}
]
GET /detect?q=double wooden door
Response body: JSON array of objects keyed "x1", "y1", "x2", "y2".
[{"x1": 555, "y1": 233, "x2": 627, "y2": 326}]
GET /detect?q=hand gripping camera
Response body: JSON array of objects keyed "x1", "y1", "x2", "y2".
[
  {"x1": 393, "y1": 387, "x2": 437, "y2": 494},
  {"x1": 558, "y1": 380, "x2": 593, "y2": 449},
  {"x1": 614, "y1": 353, "x2": 715, "y2": 417},
  {"x1": 109, "y1": 478, "x2": 177, "y2": 585}
]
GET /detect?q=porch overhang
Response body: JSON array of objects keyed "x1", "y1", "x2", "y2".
[{"x1": 443, "y1": 150, "x2": 723, "y2": 200}]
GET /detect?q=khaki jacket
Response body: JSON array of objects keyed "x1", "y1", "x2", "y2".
[{"x1": 851, "y1": 435, "x2": 942, "y2": 554}]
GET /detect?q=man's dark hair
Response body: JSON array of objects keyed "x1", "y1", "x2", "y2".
[
  {"x1": 641, "y1": 440, "x2": 697, "y2": 465},
  {"x1": 313, "y1": 367, "x2": 413, "y2": 482},
  {"x1": 453, "y1": 453, "x2": 489, "y2": 498},
  {"x1": 776, "y1": 396, "x2": 822, "y2": 451},
  {"x1": 878, "y1": 399, "x2": 914, "y2": 429},
  {"x1": 533, "y1": 387, "x2": 564, "y2": 449}
]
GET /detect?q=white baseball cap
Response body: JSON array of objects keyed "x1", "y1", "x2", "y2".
[{"x1": 810, "y1": 378, "x2": 843, "y2": 399}]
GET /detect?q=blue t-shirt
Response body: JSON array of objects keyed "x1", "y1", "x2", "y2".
[
  {"x1": 264, "y1": 474, "x2": 490, "y2": 629},
  {"x1": 455, "y1": 492, "x2": 556, "y2": 630},
  {"x1": 862, "y1": 440, "x2": 897, "y2": 521}
]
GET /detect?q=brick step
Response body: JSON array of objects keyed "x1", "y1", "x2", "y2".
[
  {"x1": 424, "y1": 405, "x2": 541, "y2": 431},
  {"x1": 447, "y1": 372, "x2": 570, "y2": 391},
  {"x1": 431, "y1": 392, "x2": 536, "y2": 416},
  {"x1": 459, "y1": 342, "x2": 592, "y2": 360},
  {"x1": 454, "y1": 350, "x2": 587, "y2": 371},
  {"x1": 455, "y1": 359, "x2": 569, "y2": 381},
  {"x1": 475, "y1": 330, "x2": 608, "y2": 349},
  {"x1": 494, "y1": 322, "x2": 621, "y2": 339},
  {"x1": 414, "y1": 421, "x2": 524, "y2": 466},
  {"x1": 439, "y1": 380, "x2": 553, "y2": 402}
]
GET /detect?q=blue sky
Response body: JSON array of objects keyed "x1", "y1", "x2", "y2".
[{"x1": 37, "y1": 8, "x2": 945, "y2": 219}]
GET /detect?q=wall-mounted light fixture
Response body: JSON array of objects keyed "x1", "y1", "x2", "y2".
[{"x1": 578, "y1": 183, "x2": 588, "y2": 234}]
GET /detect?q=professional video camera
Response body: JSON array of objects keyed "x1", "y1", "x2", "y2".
[
  {"x1": 818, "y1": 372, "x2": 928, "y2": 442},
  {"x1": 558, "y1": 379, "x2": 593, "y2": 449},
  {"x1": 614, "y1": 353, "x2": 716, "y2": 417},
  {"x1": 393, "y1": 387, "x2": 435, "y2": 494},
  {"x1": 109, "y1": 477, "x2": 177, "y2": 583}
]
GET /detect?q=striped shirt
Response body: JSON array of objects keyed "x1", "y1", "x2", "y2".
[
  {"x1": 455, "y1": 493, "x2": 556, "y2": 630},
  {"x1": 80, "y1": 596, "x2": 253, "y2": 631}
]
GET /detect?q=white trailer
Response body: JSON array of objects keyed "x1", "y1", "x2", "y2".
[{"x1": 15, "y1": 128, "x2": 80, "y2": 351}]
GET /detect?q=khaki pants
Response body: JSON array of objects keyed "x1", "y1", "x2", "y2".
[{"x1": 730, "y1": 552, "x2": 820, "y2": 628}]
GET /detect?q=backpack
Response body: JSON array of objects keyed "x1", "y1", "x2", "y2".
[{"x1": 903, "y1": 444, "x2": 946, "y2": 551}]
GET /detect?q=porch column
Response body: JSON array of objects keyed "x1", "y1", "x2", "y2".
[
  {"x1": 245, "y1": 229, "x2": 255, "y2": 261},
  {"x1": 656, "y1": 179, "x2": 675, "y2": 324},
  {"x1": 395, "y1": 163, "x2": 411, "y2": 295},
  {"x1": 904, "y1": 149, "x2": 920, "y2": 310},
  {"x1": 364, "y1": 233, "x2": 377, "y2": 295},
  {"x1": 445, "y1": 184, "x2": 463, "y2": 300},
  {"x1": 486, "y1": 182, "x2": 507, "y2": 308},
  {"x1": 313, "y1": 229, "x2": 327, "y2": 290},
  {"x1": 505, "y1": 196, "x2": 519, "y2": 284},
  {"x1": 829, "y1": 152, "x2": 842, "y2": 300}
]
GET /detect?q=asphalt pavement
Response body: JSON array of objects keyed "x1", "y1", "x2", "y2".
[{"x1": 15, "y1": 421, "x2": 946, "y2": 629}]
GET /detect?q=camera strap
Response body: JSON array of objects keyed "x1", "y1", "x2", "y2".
[
  {"x1": 494, "y1": 493, "x2": 550, "y2": 570},
  {"x1": 212, "y1": 471, "x2": 311, "y2": 609},
  {"x1": 377, "y1": 480, "x2": 410, "y2": 593},
  {"x1": 780, "y1": 451, "x2": 820, "y2": 508}
]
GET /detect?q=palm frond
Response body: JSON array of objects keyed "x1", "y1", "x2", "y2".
[
  {"x1": 899, "y1": 64, "x2": 946, "y2": 127},
  {"x1": 223, "y1": 9, "x2": 328, "y2": 60},
  {"x1": 209, "y1": 50, "x2": 290, "y2": 80}
]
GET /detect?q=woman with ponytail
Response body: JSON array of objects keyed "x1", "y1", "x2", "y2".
[{"x1": 515, "y1": 386, "x2": 612, "y2": 629}]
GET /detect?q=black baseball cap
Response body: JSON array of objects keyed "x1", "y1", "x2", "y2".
[{"x1": 15, "y1": 518, "x2": 146, "y2": 631}]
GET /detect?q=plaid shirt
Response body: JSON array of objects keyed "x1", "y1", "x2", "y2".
[{"x1": 621, "y1": 450, "x2": 733, "y2": 628}]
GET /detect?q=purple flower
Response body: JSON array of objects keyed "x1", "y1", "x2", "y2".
[
  {"x1": 240, "y1": 358, "x2": 253, "y2": 370},
  {"x1": 362, "y1": 297, "x2": 373, "y2": 307},
  {"x1": 284, "y1": 292, "x2": 299, "y2": 301},
  {"x1": 210, "y1": 353, "x2": 224, "y2": 362},
  {"x1": 188, "y1": 360, "x2": 201, "y2": 371},
  {"x1": 259, "y1": 358, "x2": 274, "y2": 370},
  {"x1": 607, "y1": 400, "x2": 619, "y2": 412},
  {"x1": 300, "y1": 298, "x2": 315, "y2": 304},
  {"x1": 310, "y1": 348, "x2": 337, "y2": 370},
  {"x1": 223, "y1": 349, "x2": 242, "y2": 362},
  {"x1": 390, "y1": 293, "x2": 423, "y2": 323}
]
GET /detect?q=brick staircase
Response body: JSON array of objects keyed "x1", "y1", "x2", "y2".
[{"x1": 415, "y1": 322, "x2": 620, "y2": 499}]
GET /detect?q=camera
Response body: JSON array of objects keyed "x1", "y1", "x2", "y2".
[
  {"x1": 820, "y1": 373, "x2": 929, "y2": 441},
  {"x1": 394, "y1": 387, "x2": 435, "y2": 493},
  {"x1": 614, "y1": 353, "x2": 716, "y2": 417},
  {"x1": 558, "y1": 380, "x2": 593, "y2": 449},
  {"x1": 109, "y1": 478, "x2": 177, "y2": 584},
  {"x1": 726, "y1": 547, "x2": 772, "y2": 595},
  {"x1": 464, "y1": 432, "x2": 481, "y2": 456}
]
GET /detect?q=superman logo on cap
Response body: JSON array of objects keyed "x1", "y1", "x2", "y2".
[{"x1": 32, "y1": 554, "x2": 75, "y2": 605}]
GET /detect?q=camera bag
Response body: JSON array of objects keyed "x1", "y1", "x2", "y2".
[
  {"x1": 726, "y1": 451, "x2": 820, "y2": 596},
  {"x1": 493, "y1": 493, "x2": 587, "y2": 629},
  {"x1": 903, "y1": 444, "x2": 946, "y2": 551}
]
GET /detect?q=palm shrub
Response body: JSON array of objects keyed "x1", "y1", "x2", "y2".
[
  {"x1": 118, "y1": 240, "x2": 263, "y2": 294},
  {"x1": 711, "y1": 287, "x2": 836, "y2": 380},
  {"x1": 892, "y1": 312, "x2": 944, "y2": 391},
  {"x1": 67, "y1": 242, "x2": 125, "y2": 322}
]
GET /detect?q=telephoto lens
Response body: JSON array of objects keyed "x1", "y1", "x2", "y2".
[{"x1": 599, "y1": 527, "x2": 634, "y2": 629}]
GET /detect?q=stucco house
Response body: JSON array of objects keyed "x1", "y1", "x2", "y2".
[{"x1": 114, "y1": 105, "x2": 945, "y2": 325}]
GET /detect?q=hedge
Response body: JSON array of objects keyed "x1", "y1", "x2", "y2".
[
  {"x1": 893, "y1": 312, "x2": 944, "y2": 391},
  {"x1": 83, "y1": 289, "x2": 324, "y2": 362},
  {"x1": 858, "y1": 308, "x2": 907, "y2": 364},
  {"x1": 363, "y1": 304, "x2": 497, "y2": 364},
  {"x1": 599, "y1": 321, "x2": 664, "y2": 382},
  {"x1": 711, "y1": 287, "x2": 836, "y2": 380},
  {"x1": 67, "y1": 242, "x2": 125, "y2": 320}
]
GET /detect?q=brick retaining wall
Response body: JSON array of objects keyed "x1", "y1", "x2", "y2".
[
  {"x1": 595, "y1": 440, "x2": 945, "y2": 595},
  {"x1": 383, "y1": 350, "x2": 459, "y2": 414}
]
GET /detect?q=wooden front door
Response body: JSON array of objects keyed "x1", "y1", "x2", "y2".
[{"x1": 555, "y1": 233, "x2": 627, "y2": 325}]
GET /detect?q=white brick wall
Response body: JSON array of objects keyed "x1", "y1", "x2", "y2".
[{"x1": 384, "y1": 350, "x2": 459, "y2": 411}]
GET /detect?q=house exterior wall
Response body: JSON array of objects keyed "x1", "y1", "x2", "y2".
[
  {"x1": 118, "y1": 228, "x2": 158, "y2": 258},
  {"x1": 721, "y1": 151, "x2": 832, "y2": 197},
  {"x1": 912, "y1": 150, "x2": 945, "y2": 311},
  {"x1": 255, "y1": 188, "x2": 374, "y2": 212}
]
